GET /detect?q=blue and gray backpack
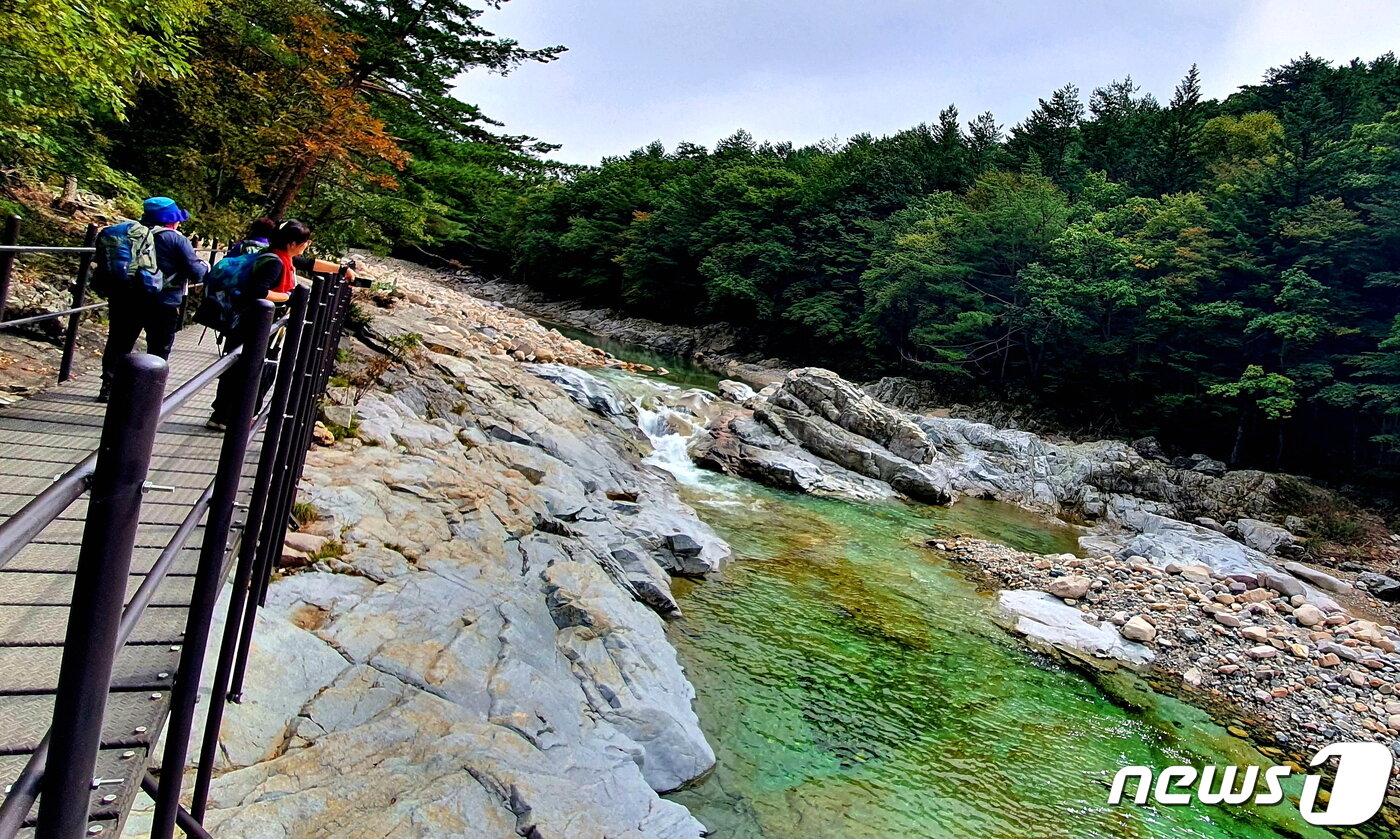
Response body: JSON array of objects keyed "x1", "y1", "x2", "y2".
[
  {"x1": 93, "y1": 221, "x2": 170, "y2": 296},
  {"x1": 193, "y1": 245, "x2": 267, "y2": 334}
]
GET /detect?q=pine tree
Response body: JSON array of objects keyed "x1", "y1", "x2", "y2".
[
  {"x1": 266, "y1": 0, "x2": 565, "y2": 216},
  {"x1": 966, "y1": 111, "x2": 1005, "y2": 174},
  {"x1": 930, "y1": 105, "x2": 970, "y2": 190},
  {"x1": 1083, "y1": 76, "x2": 1160, "y2": 190},
  {"x1": 1154, "y1": 65, "x2": 1207, "y2": 194},
  {"x1": 1008, "y1": 84, "x2": 1084, "y2": 188}
]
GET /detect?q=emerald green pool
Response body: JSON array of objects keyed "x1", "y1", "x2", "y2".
[
  {"x1": 563, "y1": 333, "x2": 1340, "y2": 838},
  {"x1": 663, "y1": 477, "x2": 1333, "y2": 839}
]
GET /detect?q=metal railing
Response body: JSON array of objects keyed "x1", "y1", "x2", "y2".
[
  {"x1": 0, "y1": 260, "x2": 351, "y2": 837},
  {"x1": 0, "y1": 216, "x2": 227, "y2": 384}
]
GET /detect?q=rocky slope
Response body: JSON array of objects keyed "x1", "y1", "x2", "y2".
[
  {"x1": 357, "y1": 254, "x2": 787, "y2": 388},
  {"x1": 134, "y1": 267, "x2": 733, "y2": 837}
]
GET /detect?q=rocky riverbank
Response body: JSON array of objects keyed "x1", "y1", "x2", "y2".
[
  {"x1": 357, "y1": 253, "x2": 789, "y2": 388},
  {"x1": 939, "y1": 536, "x2": 1400, "y2": 808},
  {"x1": 699, "y1": 366, "x2": 1399, "y2": 569},
  {"x1": 681, "y1": 363, "x2": 1400, "y2": 803},
  {"x1": 129, "y1": 262, "x2": 734, "y2": 837}
]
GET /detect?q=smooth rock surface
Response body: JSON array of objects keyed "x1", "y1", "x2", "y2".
[
  {"x1": 1284, "y1": 561, "x2": 1352, "y2": 595},
  {"x1": 997, "y1": 590, "x2": 1155, "y2": 668},
  {"x1": 1236, "y1": 518, "x2": 1296, "y2": 555},
  {"x1": 165, "y1": 275, "x2": 729, "y2": 837}
]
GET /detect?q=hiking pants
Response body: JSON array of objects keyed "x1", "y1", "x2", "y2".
[
  {"x1": 209, "y1": 311, "x2": 281, "y2": 424},
  {"x1": 101, "y1": 295, "x2": 181, "y2": 385}
]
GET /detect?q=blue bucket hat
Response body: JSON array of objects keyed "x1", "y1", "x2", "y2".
[{"x1": 141, "y1": 196, "x2": 190, "y2": 226}]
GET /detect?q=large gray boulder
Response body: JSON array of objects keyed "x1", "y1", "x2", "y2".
[
  {"x1": 692, "y1": 412, "x2": 897, "y2": 501},
  {"x1": 1235, "y1": 518, "x2": 1297, "y2": 555},
  {"x1": 1357, "y1": 571, "x2": 1400, "y2": 602},
  {"x1": 1120, "y1": 512, "x2": 1270, "y2": 577},
  {"x1": 752, "y1": 369, "x2": 954, "y2": 503},
  {"x1": 775, "y1": 368, "x2": 937, "y2": 463},
  {"x1": 997, "y1": 590, "x2": 1155, "y2": 668}
]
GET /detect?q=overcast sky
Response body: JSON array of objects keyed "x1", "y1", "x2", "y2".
[{"x1": 457, "y1": 0, "x2": 1400, "y2": 165}]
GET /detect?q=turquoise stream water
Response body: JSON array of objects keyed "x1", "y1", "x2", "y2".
[
  {"x1": 664, "y1": 479, "x2": 1328, "y2": 839},
  {"x1": 571, "y1": 327, "x2": 1337, "y2": 838}
]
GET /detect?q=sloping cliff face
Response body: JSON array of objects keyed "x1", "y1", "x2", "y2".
[{"x1": 170, "y1": 279, "x2": 729, "y2": 836}]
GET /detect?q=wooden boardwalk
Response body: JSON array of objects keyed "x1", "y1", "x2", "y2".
[{"x1": 0, "y1": 328, "x2": 256, "y2": 836}]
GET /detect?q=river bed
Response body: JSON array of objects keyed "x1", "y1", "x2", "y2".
[
  {"x1": 665, "y1": 476, "x2": 1325, "y2": 838},
  {"x1": 576, "y1": 328, "x2": 1334, "y2": 838}
]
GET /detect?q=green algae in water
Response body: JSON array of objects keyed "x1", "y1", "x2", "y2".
[{"x1": 665, "y1": 479, "x2": 1334, "y2": 839}]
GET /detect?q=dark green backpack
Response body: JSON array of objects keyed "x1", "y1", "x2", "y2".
[{"x1": 193, "y1": 250, "x2": 264, "y2": 333}]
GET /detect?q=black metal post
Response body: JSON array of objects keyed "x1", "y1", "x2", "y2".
[
  {"x1": 190, "y1": 286, "x2": 308, "y2": 818},
  {"x1": 149, "y1": 300, "x2": 274, "y2": 839},
  {"x1": 253, "y1": 276, "x2": 334, "y2": 604},
  {"x1": 0, "y1": 215, "x2": 20, "y2": 323},
  {"x1": 58, "y1": 224, "x2": 98, "y2": 383},
  {"x1": 33, "y1": 354, "x2": 168, "y2": 839},
  {"x1": 227, "y1": 277, "x2": 328, "y2": 700},
  {"x1": 142, "y1": 774, "x2": 215, "y2": 839},
  {"x1": 257, "y1": 277, "x2": 336, "y2": 591}
]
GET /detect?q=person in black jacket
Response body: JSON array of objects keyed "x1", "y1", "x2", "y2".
[
  {"x1": 206, "y1": 219, "x2": 355, "y2": 429},
  {"x1": 98, "y1": 197, "x2": 208, "y2": 402}
]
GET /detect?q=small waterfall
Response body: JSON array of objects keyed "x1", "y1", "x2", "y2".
[
  {"x1": 585, "y1": 365, "x2": 728, "y2": 490},
  {"x1": 636, "y1": 398, "x2": 712, "y2": 486}
]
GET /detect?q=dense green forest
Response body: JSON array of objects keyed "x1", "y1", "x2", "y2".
[
  {"x1": 506, "y1": 58, "x2": 1400, "y2": 487},
  {"x1": 3, "y1": 1, "x2": 1399, "y2": 485}
]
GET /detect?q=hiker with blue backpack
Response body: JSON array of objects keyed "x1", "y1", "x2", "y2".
[
  {"x1": 94, "y1": 197, "x2": 209, "y2": 402},
  {"x1": 204, "y1": 218, "x2": 356, "y2": 429}
]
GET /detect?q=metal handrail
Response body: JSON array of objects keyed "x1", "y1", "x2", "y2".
[
  {"x1": 0, "y1": 313, "x2": 287, "y2": 573},
  {"x1": 0, "y1": 401, "x2": 270, "y2": 834},
  {"x1": 0, "y1": 215, "x2": 215, "y2": 382},
  {"x1": 0, "y1": 246, "x2": 95, "y2": 255},
  {"x1": 0, "y1": 247, "x2": 343, "y2": 836},
  {"x1": 0, "y1": 352, "x2": 232, "y2": 573},
  {"x1": 0, "y1": 302, "x2": 107, "y2": 331},
  {"x1": 0, "y1": 278, "x2": 341, "y2": 834},
  {"x1": 0, "y1": 284, "x2": 207, "y2": 332}
]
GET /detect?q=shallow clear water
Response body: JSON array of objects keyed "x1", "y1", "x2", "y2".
[
  {"x1": 663, "y1": 478, "x2": 1331, "y2": 839},
  {"x1": 555, "y1": 334, "x2": 1336, "y2": 838}
]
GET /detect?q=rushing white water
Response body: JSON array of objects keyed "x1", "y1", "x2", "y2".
[
  {"x1": 636, "y1": 398, "x2": 713, "y2": 487},
  {"x1": 586, "y1": 365, "x2": 728, "y2": 491}
]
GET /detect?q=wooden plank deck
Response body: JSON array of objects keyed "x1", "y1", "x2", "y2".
[{"x1": 0, "y1": 327, "x2": 260, "y2": 837}]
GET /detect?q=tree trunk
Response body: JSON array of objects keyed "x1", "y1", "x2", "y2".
[
  {"x1": 266, "y1": 155, "x2": 317, "y2": 221},
  {"x1": 1230, "y1": 406, "x2": 1248, "y2": 465}
]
